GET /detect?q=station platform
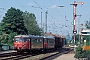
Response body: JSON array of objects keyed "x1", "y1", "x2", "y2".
[{"x1": 53, "y1": 54, "x2": 75, "y2": 60}]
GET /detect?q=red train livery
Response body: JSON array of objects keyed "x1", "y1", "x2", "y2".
[{"x1": 14, "y1": 35, "x2": 64, "y2": 52}]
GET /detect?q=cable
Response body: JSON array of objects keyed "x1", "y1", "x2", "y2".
[
  {"x1": 33, "y1": 0, "x2": 45, "y2": 12},
  {"x1": 49, "y1": 0, "x2": 64, "y2": 17},
  {"x1": 33, "y1": 0, "x2": 62, "y2": 23},
  {"x1": 13, "y1": 0, "x2": 29, "y2": 11}
]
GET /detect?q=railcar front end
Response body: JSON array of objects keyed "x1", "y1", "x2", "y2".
[{"x1": 14, "y1": 35, "x2": 29, "y2": 52}]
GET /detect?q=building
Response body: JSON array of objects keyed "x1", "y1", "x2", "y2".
[{"x1": 80, "y1": 29, "x2": 90, "y2": 36}]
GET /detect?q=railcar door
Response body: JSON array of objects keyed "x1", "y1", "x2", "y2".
[
  {"x1": 43, "y1": 38, "x2": 48, "y2": 49},
  {"x1": 47, "y1": 38, "x2": 54, "y2": 49},
  {"x1": 28, "y1": 39, "x2": 31, "y2": 50}
]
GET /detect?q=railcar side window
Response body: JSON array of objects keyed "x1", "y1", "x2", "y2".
[
  {"x1": 23, "y1": 38, "x2": 28, "y2": 42},
  {"x1": 37, "y1": 39, "x2": 43, "y2": 43},
  {"x1": 31, "y1": 39, "x2": 42, "y2": 44},
  {"x1": 14, "y1": 37, "x2": 19, "y2": 42},
  {"x1": 48, "y1": 39, "x2": 54, "y2": 43}
]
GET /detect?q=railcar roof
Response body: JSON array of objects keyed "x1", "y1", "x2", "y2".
[
  {"x1": 29, "y1": 35, "x2": 44, "y2": 38},
  {"x1": 14, "y1": 35, "x2": 55, "y2": 39},
  {"x1": 14, "y1": 35, "x2": 29, "y2": 37},
  {"x1": 14, "y1": 35, "x2": 44, "y2": 38},
  {"x1": 44, "y1": 36, "x2": 54, "y2": 39}
]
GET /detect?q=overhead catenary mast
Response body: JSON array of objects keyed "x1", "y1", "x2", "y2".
[
  {"x1": 70, "y1": 1, "x2": 84, "y2": 44},
  {"x1": 41, "y1": 12, "x2": 42, "y2": 28},
  {"x1": 45, "y1": 10, "x2": 48, "y2": 33}
]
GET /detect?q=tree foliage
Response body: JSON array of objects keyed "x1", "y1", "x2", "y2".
[
  {"x1": 2, "y1": 7, "x2": 28, "y2": 34},
  {"x1": 23, "y1": 11, "x2": 43, "y2": 35}
]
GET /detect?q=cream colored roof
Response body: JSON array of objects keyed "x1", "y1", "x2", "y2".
[{"x1": 14, "y1": 35, "x2": 29, "y2": 37}]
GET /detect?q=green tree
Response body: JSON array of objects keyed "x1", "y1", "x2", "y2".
[
  {"x1": 8, "y1": 32, "x2": 17, "y2": 46},
  {"x1": 23, "y1": 11, "x2": 43, "y2": 35},
  {"x1": 0, "y1": 33, "x2": 8, "y2": 44},
  {"x1": 0, "y1": 22, "x2": 5, "y2": 44},
  {"x1": 2, "y1": 7, "x2": 28, "y2": 35}
]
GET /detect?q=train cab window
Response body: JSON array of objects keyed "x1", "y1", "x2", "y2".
[
  {"x1": 23, "y1": 38, "x2": 28, "y2": 42},
  {"x1": 14, "y1": 37, "x2": 19, "y2": 42},
  {"x1": 19, "y1": 37, "x2": 23, "y2": 42}
]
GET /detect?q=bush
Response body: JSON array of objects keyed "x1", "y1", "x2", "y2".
[{"x1": 74, "y1": 45, "x2": 90, "y2": 59}]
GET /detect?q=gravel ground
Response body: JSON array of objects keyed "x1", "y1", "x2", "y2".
[{"x1": 20, "y1": 51, "x2": 59, "y2": 60}]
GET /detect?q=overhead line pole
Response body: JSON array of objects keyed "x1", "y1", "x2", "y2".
[
  {"x1": 70, "y1": 1, "x2": 84, "y2": 44},
  {"x1": 41, "y1": 12, "x2": 42, "y2": 28},
  {"x1": 45, "y1": 11, "x2": 48, "y2": 33}
]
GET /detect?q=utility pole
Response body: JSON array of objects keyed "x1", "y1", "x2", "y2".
[
  {"x1": 70, "y1": 1, "x2": 84, "y2": 44},
  {"x1": 45, "y1": 10, "x2": 48, "y2": 33},
  {"x1": 41, "y1": 12, "x2": 42, "y2": 28}
]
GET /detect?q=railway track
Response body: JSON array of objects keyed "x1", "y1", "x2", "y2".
[
  {"x1": 0, "y1": 48, "x2": 73, "y2": 60},
  {"x1": 22, "y1": 48, "x2": 73, "y2": 60},
  {"x1": 0, "y1": 51, "x2": 39, "y2": 60},
  {"x1": 0, "y1": 53, "x2": 32, "y2": 60}
]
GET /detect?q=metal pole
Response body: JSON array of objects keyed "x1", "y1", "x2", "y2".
[
  {"x1": 45, "y1": 11, "x2": 48, "y2": 33},
  {"x1": 73, "y1": 2, "x2": 77, "y2": 44},
  {"x1": 41, "y1": 12, "x2": 42, "y2": 28}
]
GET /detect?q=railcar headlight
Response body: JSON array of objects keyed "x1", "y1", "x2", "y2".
[
  {"x1": 24, "y1": 44, "x2": 26, "y2": 47},
  {"x1": 23, "y1": 44, "x2": 26, "y2": 47}
]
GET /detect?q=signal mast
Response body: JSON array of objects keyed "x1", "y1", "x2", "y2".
[{"x1": 70, "y1": 1, "x2": 84, "y2": 44}]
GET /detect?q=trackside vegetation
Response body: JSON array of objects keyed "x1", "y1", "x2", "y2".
[{"x1": 74, "y1": 45, "x2": 90, "y2": 60}]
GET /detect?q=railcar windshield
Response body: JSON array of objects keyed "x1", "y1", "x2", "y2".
[
  {"x1": 23, "y1": 38, "x2": 28, "y2": 42},
  {"x1": 14, "y1": 37, "x2": 19, "y2": 42},
  {"x1": 14, "y1": 37, "x2": 23, "y2": 42}
]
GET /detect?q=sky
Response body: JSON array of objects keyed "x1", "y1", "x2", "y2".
[{"x1": 0, "y1": 0, "x2": 89, "y2": 37}]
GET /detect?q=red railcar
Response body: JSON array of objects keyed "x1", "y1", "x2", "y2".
[
  {"x1": 14, "y1": 35, "x2": 30, "y2": 52},
  {"x1": 14, "y1": 35, "x2": 55, "y2": 52}
]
